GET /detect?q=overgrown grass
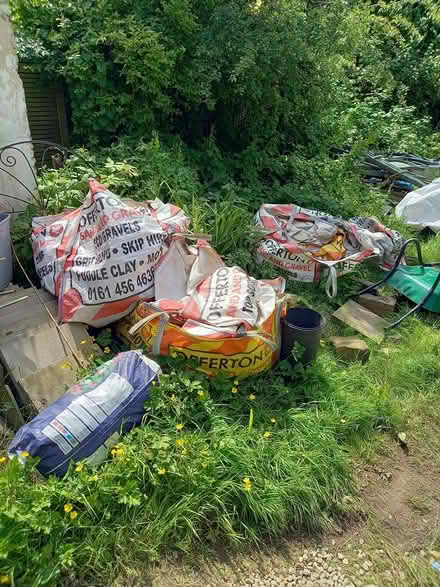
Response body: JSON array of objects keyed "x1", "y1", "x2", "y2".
[
  {"x1": 4, "y1": 137, "x2": 440, "y2": 585},
  {"x1": 4, "y1": 309, "x2": 440, "y2": 585}
]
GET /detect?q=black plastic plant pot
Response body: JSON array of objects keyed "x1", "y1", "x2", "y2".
[{"x1": 280, "y1": 307, "x2": 326, "y2": 364}]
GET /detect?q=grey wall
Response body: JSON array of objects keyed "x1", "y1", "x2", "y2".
[{"x1": 0, "y1": 0, "x2": 36, "y2": 213}]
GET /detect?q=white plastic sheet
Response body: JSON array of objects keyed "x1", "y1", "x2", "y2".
[{"x1": 395, "y1": 179, "x2": 440, "y2": 233}]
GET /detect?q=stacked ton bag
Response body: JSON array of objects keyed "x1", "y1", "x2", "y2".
[{"x1": 32, "y1": 179, "x2": 190, "y2": 326}]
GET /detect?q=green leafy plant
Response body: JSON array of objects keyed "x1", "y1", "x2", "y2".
[{"x1": 11, "y1": 0, "x2": 349, "y2": 153}]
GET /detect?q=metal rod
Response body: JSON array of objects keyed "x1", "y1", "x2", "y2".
[
  {"x1": 0, "y1": 296, "x2": 28, "y2": 311},
  {"x1": 358, "y1": 238, "x2": 423, "y2": 297}
]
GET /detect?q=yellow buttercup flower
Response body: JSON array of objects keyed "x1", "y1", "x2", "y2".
[
  {"x1": 231, "y1": 387, "x2": 238, "y2": 394},
  {"x1": 75, "y1": 463, "x2": 84, "y2": 472},
  {"x1": 103, "y1": 346, "x2": 111, "y2": 354},
  {"x1": 263, "y1": 431, "x2": 272, "y2": 439},
  {"x1": 88, "y1": 474, "x2": 98, "y2": 481},
  {"x1": 21, "y1": 451, "x2": 30, "y2": 458},
  {"x1": 170, "y1": 394, "x2": 176, "y2": 401},
  {"x1": 234, "y1": 379, "x2": 239, "y2": 385},
  {"x1": 70, "y1": 511, "x2": 78, "y2": 520},
  {"x1": 176, "y1": 423, "x2": 184, "y2": 431},
  {"x1": 0, "y1": 457, "x2": 6, "y2": 464},
  {"x1": 0, "y1": 575, "x2": 10, "y2": 584},
  {"x1": 176, "y1": 438, "x2": 185, "y2": 447},
  {"x1": 242, "y1": 477, "x2": 252, "y2": 492},
  {"x1": 198, "y1": 390, "x2": 205, "y2": 398},
  {"x1": 111, "y1": 448, "x2": 124, "y2": 458},
  {"x1": 248, "y1": 394, "x2": 256, "y2": 401},
  {"x1": 158, "y1": 468, "x2": 167, "y2": 475},
  {"x1": 271, "y1": 417, "x2": 276, "y2": 424},
  {"x1": 64, "y1": 503, "x2": 73, "y2": 513}
]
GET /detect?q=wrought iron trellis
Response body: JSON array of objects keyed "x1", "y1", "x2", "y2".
[{"x1": 0, "y1": 140, "x2": 96, "y2": 213}]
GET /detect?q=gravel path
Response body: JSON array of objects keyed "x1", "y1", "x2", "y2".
[{"x1": 230, "y1": 547, "x2": 377, "y2": 587}]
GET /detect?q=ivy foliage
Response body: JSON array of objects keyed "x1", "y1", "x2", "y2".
[{"x1": 346, "y1": 0, "x2": 440, "y2": 128}]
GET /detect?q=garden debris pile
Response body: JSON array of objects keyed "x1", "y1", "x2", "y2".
[
  {"x1": 32, "y1": 179, "x2": 189, "y2": 327},
  {"x1": 8, "y1": 351, "x2": 160, "y2": 476},
  {"x1": 255, "y1": 203, "x2": 404, "y2": 297},
  {"x1": 120, "y1": 236, "x2": 286, "y2": 377},
  {"x1": 361, "y1": 152, "x2": 440, "y2": 194}
]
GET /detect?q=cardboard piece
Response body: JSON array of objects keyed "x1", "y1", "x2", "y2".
[{"x1": 0, "y1": 286, "x2": 101, "y2": 414}]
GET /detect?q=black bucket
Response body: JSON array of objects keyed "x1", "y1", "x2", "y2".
[{"x1": 280, "y1": 307, "x2": 326, "y2": 363}]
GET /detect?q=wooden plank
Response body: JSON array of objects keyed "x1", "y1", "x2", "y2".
[
  {"x1": 29, "y1": 131, "x2": 59, "y2": 138},
  {"x1": 28, "y1": 113, "x2": 59, "y2": 119},
  {"x1": 28, "y1": 112, "x2": 56, "y2": 118},
  {"x1": 56, "y1": 87, "x2": 70, "y2": 145},
  {"x1": 25, "y1": 100, "x2": 54, "y2": 106},
  {"x1": 29, "y1": 133, "x2": 61, "y2": 142},
  {"x1": 24, "y1": 97, "x2": 55, "y2": 103},
  {"x1": 330, "y1": 336, "x2": 370, "y2": 364},
  {"x1": 358, "y1": 293, "x2": 396, "y2": 317},
  {"x1": 28, "y1": 121, "x2": 59, "y2": 128},
  {"x1": 23, "y1": 92, "x2": 57, "y2": 100},
  {"x1": 333, "y1": 300, "x2": 387, "y2": 342},
  {"x1": 28, "y1": 107, "x2": 58, "y2": 113},
  {"x1": 21, "y1": 84, "x2": 56, "y2": 91},
  {"x1": 28, "y1": 117, "x2": 58, "y2": 123}
]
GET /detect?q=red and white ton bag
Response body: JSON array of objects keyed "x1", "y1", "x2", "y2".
[
  {"x1": 32, "y1": 179, "x2": 190, "y2": 326},
  {"x1": 255, "y1": 204, "x2": 380, "y2": 297},
  {"x1": 123, "y1": 237, "x2": 286, "y2": 377}
]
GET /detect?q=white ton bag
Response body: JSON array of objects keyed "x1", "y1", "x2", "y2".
[
  {"x1": 32, "y1": 179, "x2": 190, "y2": 326},
  {"x1": 395, "y1": 179, "x2": 440, "y2": 233}
]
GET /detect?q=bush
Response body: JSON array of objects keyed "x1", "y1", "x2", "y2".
[{"x1": 11, "y1": 0, "x2": 347, "y2": 152}]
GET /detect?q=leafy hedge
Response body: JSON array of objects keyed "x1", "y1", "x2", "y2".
[{"x1": 11, "y1": 0, "x2": 345, "y2": 151}]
